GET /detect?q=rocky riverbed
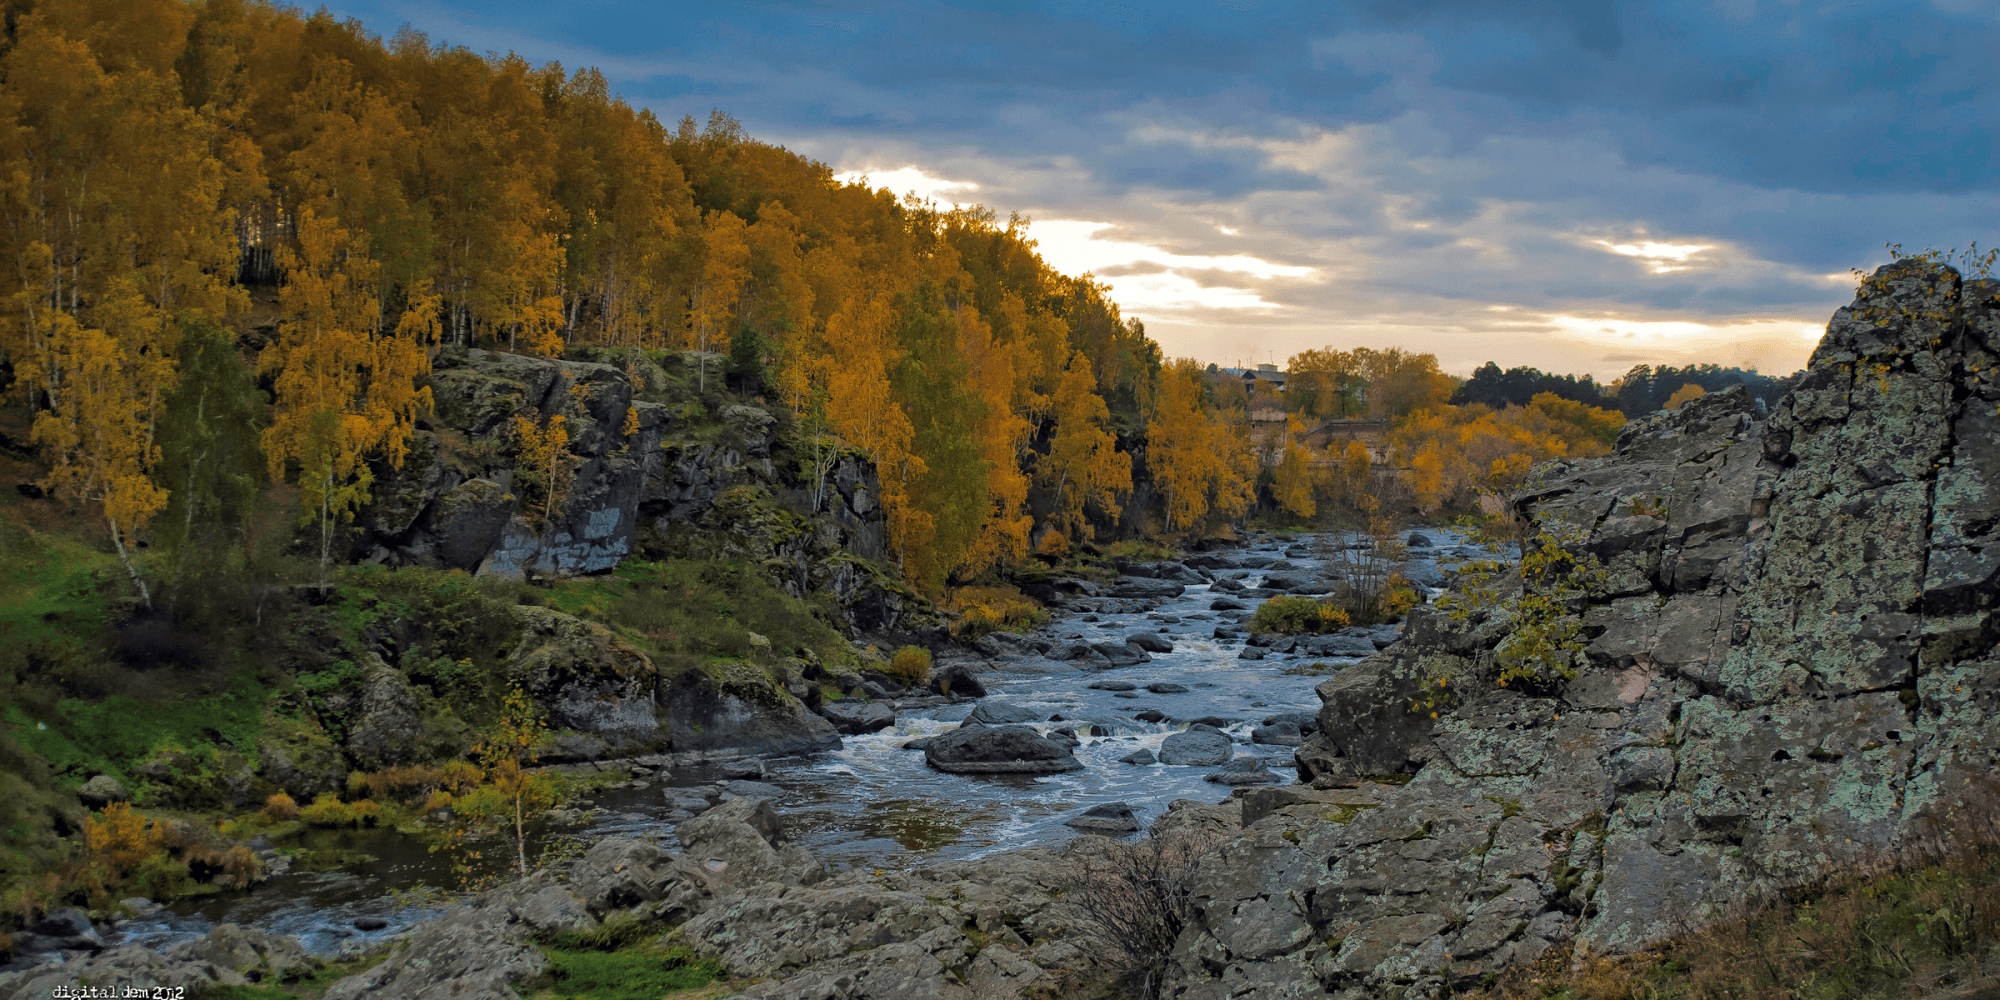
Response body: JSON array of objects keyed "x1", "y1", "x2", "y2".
[
  {"x1": 19, "y1": 262, "x2": 1995, "y2": 1000},
  {"x1": 0, "y1": 527, "x2": 1479, "y2": 992}
]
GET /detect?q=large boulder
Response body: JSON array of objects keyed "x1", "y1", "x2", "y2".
[
  {"x1": 966, "y1": 701, "x2": 1042, "y2": 725},
  {"x1": 568, "y1": 838, "x2": 710, "y2": 922},
  {"x1": 1091, "y1": 642, "x2": 1152, "y2": 667},
  {"x1": 924, "y1": 724, "x2": 1084, "y2": 774},
  {"x1": 1157, "y1": 728, "x2": 1233, "y2": 766},
  {"x1": 341, "y1": 659, "x2": 426, "y2": 771},
  {"x1": 818, "y1": 698, "x2": 896, "y2": 734},
  {"x1": 0, "y1": 924, "x2": 309, "y2": 1000},
  {"x1": 932, "y1": 662, "x2": 988, "y2": 698},
  {"x1": 1109, "y1": 576, "x2": 1185, "y2": 599},
  {"x1": 321, "y1": 902, "x2": 547, "y2": 1000},
  {"x1": 658, "y1": 665, "x2": 842, "y2": 757},
  {"x1": 76, "y1": 774, "x2": 129, "y2": 808},
  {"x1": 508, "y1": 605, "x2": 660, "y2": 752},
  {"x1": 1065, "y1": 802, "x2": 1141, "y2": 833},
  {"x1": 677, "y1": 797, "x2": 824, "y2": 888}
]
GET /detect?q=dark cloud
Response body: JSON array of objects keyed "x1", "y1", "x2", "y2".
[{"x1": 323, "y1": 0, "x2": 1999, "y2": 377}]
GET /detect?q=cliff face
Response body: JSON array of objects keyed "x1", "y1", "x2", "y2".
[
  {"x1": 354, "y1": 347, "x2": 901, "y2": 631},
  {"x1": 1168, "y1": 261, "x2": 2000, "y2": 999}
]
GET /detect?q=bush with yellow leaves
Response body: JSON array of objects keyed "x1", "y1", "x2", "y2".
[
  {"x1": 947, "y1": 585, "x2": 1051, "y2": 641},
  {"x1": 885, "y1": 646, "x2": 933, "y2": 687}
]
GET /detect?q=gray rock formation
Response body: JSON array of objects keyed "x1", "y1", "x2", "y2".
[
  {"x1": 925, "y1": 724, "x2": 1084, "y2": 774},
  {"x1": 1163, "y1": 262, "x2": 2000, "y2": 998},
  {"x1": 0, "y1": 923, "x2": 310, "y2": 1000},
  {"x1": 818, "y1": 697, "x2": 897, "y2": 734},
  {"x1": 508, "y1": 605, "x2": 660, "y2": 753},
  {"x1": 1158, "y1": 728, "x2": 1233, "y2": 766},
  {"x1": 1065, "y1": 802, "x2": 1142, "y2": 833},
  {"x1": 355, "y1": 347, "x2": 902, "y2": 632}
]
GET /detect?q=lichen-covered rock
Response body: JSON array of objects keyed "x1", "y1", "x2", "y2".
[
  {"x1": 508, "y1": 605, "x2": 661, "y2": 753},
  {"x1": 321, "y1": 899, "x2": 548, "y2": 1000},
  {"x1": 353, "y1": 347, "x2": 902, "y2": 632},
  {"x1": 658, "y1": 664, "x2": 843, "y2": 757},
  {"x1": 677, "y1": 796, "x2": 825, "y2": 889},
  {"x1": 341, "y1": 659, "x2": 426, "y2": 772},
  {"x1": 0, "y1": 924, "x2": 311, "y2": 1000},
  {"x1": 1164, "y1": 262, "x2": 2000, "y2": 999},
  {"x1": 924, "y1": 724, "x2": 1084, "y2": 774}
]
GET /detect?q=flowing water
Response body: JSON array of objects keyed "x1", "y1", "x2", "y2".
[{"x1": 106, "y1": 530, "x2": 1480, "y2": 956}]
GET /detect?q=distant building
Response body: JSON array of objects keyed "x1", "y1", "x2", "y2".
[{"x1": 1221, "y1": 363, "x2": 1288, "y2": 391}]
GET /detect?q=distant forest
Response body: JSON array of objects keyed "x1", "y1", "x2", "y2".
[{"x1": 1450, "y1": 362, "x2": 1800, "y2": 416}]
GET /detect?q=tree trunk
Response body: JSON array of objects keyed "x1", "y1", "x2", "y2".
[
  {"x1": 514, "y1": 793, "x2": 527, "y2": 875},
  {"x1": 107, "y1": 518, "x2": 152, "y2": 609}
]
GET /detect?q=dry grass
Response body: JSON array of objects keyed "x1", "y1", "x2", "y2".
[{"x1": 1470, "y1": 780, "x2": 2000, "y2": 1000}]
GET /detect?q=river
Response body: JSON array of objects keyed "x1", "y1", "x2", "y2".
[{"x1": 103, "y1": 529, "x2": 1479, "y2": 957}]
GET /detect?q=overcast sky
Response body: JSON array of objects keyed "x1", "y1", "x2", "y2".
[{"x1": 322, "y1": 1, "x2": 2000, "y2": 379}]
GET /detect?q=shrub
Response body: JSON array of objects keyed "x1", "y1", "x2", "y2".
[
  {"x1": 1494, "y1": 527, "x2": 1603, "y2": 689},
  {"x1": 885, "y1": 646, "x2": 932, "y2": 687},
  {"x1": 259, "y1": 792, "x2": 299, "y2": 822},
  {"x1": 1035, "y1": 530, "x2": 1071, "y2": 558},
  {"x1": 1316, "y1": 532, "x2": 1417, "y2": 625},
  {"x1": 348, "y1": 764, "x2": 446, "y2": 803},
  {"x1": 1248, "y1": 596, "x2": 1351, "y2": 635},
  {"x1": 947, "y1": 586, "x2": 1050, "y2": 641},
  {"x1": 299, "y1": 793, "x2": 378, "y2": 828},
  {"x1": 1066, "y1": 830, "x2": 1224, "y2": 998}
]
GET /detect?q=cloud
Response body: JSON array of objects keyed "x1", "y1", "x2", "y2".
[
  {"x1": 319, "y1": 0, "x2": 2000, "y2": 379},
  {"x1": 831, "y1": 166, "x2": 980, "y2": 206}
]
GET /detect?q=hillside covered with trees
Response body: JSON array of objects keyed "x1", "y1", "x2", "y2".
[{"x1": 0, "y1": 0, "x2": 1705, "y2": 610}]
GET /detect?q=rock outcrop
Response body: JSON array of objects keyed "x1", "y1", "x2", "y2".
[
  {"x1": 1165, "y1": 261, "x2": 2000, "y2": 998},
  {"x1": 356, "y1": 347, "x2": 903, "y2": 632}
]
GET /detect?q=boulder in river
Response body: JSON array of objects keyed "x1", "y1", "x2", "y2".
[
  {"x1": 816, "y1": 698, "x2": 895, "y2": 734},
  {"x1": 1295, "y1": 634, "x2": 1379, "y2": 658},
  {"x1": 1064, "y1": 802, "x2": 1141, "y2": 833},
  {"x1": 1251, "y1": 722, "x2": 1305, "y2": 747},
  {"x1": 1145, "y1": 682, "x2": 1190, "y2": 694},
  {"x1": 1109, "y1": 576, "x2": 1185, "y2": 599},
  {"x1": 1088, "y1": 680, "x2": 1137, "y2": 691},
  {"x1": 1092, "y1": 642, "x2": 1152, "y2": 667},
  {"x1": 1203, "y1": 757, "x2": 1281, "y2": 785},
  {"x1": 1125, "y1": 632, "x2": 1174, "y2": 653},
  {"x1": 1119, "y1": 748, "x2": 1157, "y2": 765},
  {"x1": 1133, "y1": 709, "x2": 1169, "y2": 723},
  {"x1": 1158, "y1": 729, "x2": 1233, "y2": 766},
  {"x1": 931, "y1": 662, "x2": 987, "y2": 698},
  {"x1": 966, "y1": 701, "x2": 1043, "y2": 725},
  {"x1": 924, "y1": 724, "x2": 1084, "y2": 774},
  {"x1": 720, "y1": 779, "x2": 785, "y2": 801}
]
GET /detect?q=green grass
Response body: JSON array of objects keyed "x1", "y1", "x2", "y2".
[
  {"x1": 4, "y1": 670, "x2": 268, "y2": 792},
  {"x1": 540, "y1": 558, "x2": 855, "y2": 672},
  {"x1": 537, "y1": 943, "x2": 725, "y2": 999},
  {"x1": 0, "y1": 518, "x2": 113, "y2": 659}
]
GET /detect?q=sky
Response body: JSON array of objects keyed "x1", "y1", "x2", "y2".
[{"x1": 321, "y1": 0, "x2": 2000, "y2": 379}]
